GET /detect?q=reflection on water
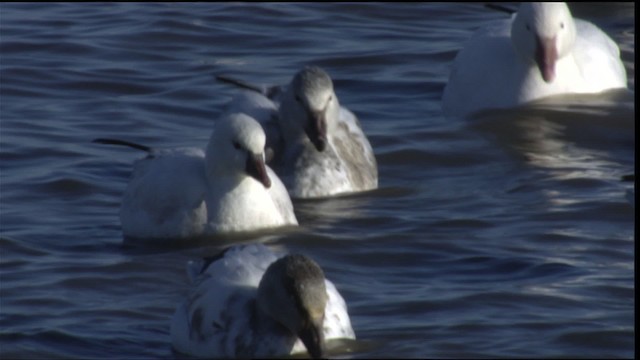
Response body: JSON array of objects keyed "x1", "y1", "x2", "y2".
[
  {"x1": 472, "y1": 89, "x2": 634, "y2": 165},
  {"x1": 294, "y1": 192, "x2": 376, "y2": 228},
  {"x1": 471, "y1": 89, "x2": 634, "y2": 211}
]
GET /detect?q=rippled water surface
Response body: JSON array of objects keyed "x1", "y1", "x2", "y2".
[{"x1": 0, "y1": 3, "x2": 635, "y2": 359}]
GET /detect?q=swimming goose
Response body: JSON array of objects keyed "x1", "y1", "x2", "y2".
[
  {"x1": 94, "y1": 112, "x2": 297, "y2": 241},
  {"x1": 217, "y1": 66, "x2": 378, "y2": 199},
  {"x1": 442, "y1": 2, "x2": 627, "y2": 118},
  {"x1": 170, "y1": 243, "x2": 355, "y2": 358}
]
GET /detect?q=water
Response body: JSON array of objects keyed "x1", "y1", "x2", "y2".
[{"x1": 0, "y1": 3, "x2": 634, "y2": 358}]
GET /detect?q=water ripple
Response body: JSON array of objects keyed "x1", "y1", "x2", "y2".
[{"x1": 0, "y1": 2, "x2": 634, "y2": 359}]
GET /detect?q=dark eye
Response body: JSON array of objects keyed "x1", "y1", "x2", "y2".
[
  {"x1": 560, "y1": 22, "x2": 564, "y2": 29},
  {"x1": 526, "y1": 24, "x2": 531, "y2": 31},
  {"x1": 232, "y1": 141, "x2": 242, "y2": 150},
  {"x1": 295, "y1": 94, "x2": 303, "y2": 103}
]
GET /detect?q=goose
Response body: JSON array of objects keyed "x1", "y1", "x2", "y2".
[
  {"x1": 442, "y1": 2, "x2": 627, "y2": 118},
  {"x1": 217, "y1": 66, "x2": 378, "y2": 199},
  {"x1": 94, "y1": 112, "x2": 297, "y2": 241},
  {"x1": 170, "y1": 243, "x2": 355, "y2": 358}
]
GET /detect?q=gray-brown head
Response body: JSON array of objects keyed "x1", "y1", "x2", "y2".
[
  {"x1": 257, "y1": 254, "x2": 328, "y2": 358},
  {"x1": 280, "y1": 66, "x2": 341, "y2": 153}
]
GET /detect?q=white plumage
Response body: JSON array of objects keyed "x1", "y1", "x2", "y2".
[
  {"x1": 442, "y1": 2, "x2": 627, "y2": 118},
  {"x1": 98, "y1": 112, "x2": 297, "y2": 241}
]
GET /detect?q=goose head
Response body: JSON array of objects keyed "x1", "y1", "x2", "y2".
[
  {"x1": 257, "y1": 254, "x2": 329, "y2": 358},
  {"x1": 280, "y1": 66, "x2": 341, "y2": 152},
  {"x1": 511, "y1": 2, "x2": 577, "y2": 83},
  {"x1": 206, "y1": 112, "x2": 271, "y2": 188}
]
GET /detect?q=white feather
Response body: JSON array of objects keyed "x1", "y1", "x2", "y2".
[
  {"x1": 442, "y1": 2, "x2": 627, "y2": 118},
  {"x1": 118, "y1": 113, "x2": 297, "y2": 241}
]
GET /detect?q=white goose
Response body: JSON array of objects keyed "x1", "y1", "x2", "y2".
[
  {"x1": 170, "y1": 243, "x2": 356, "y2": 358},
  {"x1": 94, "y1": 112, "x2": 297, "y2": 241},
  {"x1": 442, "y1": 2, "x2": 627, "y2": 118},
  {"x1": 217, "y1": 66, "x2": 378, "y2": 199}
]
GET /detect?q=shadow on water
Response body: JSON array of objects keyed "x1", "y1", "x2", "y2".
[{"x1": 120, "y1": 226, "x2": 302, "y2": 256}]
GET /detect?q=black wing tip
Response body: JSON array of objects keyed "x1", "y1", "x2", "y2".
[
  {"x1": 92, "y1": 138, "x2": 151, "y2": 152},
  {"x1": 199, "y1": 246, "x2": 235, "y2": 274},
  {"x1": 215, "y1": 74, "x2": 265, "y2": 95}
]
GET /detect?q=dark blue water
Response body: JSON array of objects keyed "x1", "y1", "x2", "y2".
[{"x1": 0, "y1": 3, "x2": 634, "y2": 358}]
